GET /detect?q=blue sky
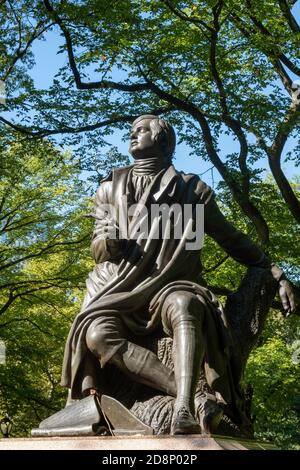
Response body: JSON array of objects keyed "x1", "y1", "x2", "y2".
[{"x1": 22, "y1": 7, "x2": 300, "y2": 188}]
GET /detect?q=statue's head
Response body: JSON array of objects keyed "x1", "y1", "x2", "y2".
[{"x1": 129, "y1": 115, "x2": 176, "y2": 161}]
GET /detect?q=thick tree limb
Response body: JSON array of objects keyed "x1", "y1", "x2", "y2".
[
  {"x1": 251, "y1": 108, "x2": 300, "y2": 225},
  {"x1": 228, "y1": 11, "x2": 293, "y2": 93},
  {"x1": 43, "y1": 0, "x2": 150, "y2": 93},
  {"x1": 278, "y1": 0, "x2": 300, "y2": 32},
  {"x1": 138, "y1": 72, "x2": 270, "y2": 244},
  {"x1": 272, "y1": 58, "x2": 293, "y2": 91},
  {"x1": 279, "y1": 54, "x2": 300, "y2": 80},
  {"x1": 272, "y1": 101, "x2": 300, "y2": 158},
  {"x1": 210, "y1": 2, "x2": 251, "y2": 196},
  {"x1": 244, "y1": 0, "x2": 300, "y2": 78},
  {"x1": 267, "y1": 104, "x2": 300, "y2": 224},
  {"x1": 0, "y1": 291, "x2": 14, "y2": 315}
]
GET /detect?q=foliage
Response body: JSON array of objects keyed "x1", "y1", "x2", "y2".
[
  {"x1": 203, "y1": 177, "x2": 300, "y2": 448},
  {"x1": 0, "y1": 0, "x2": 299, "y2": 244},
  {"x1": 246, "y1": 313, "x2": 300, "y2": 449},
  {"x1": 0, "y1": 135, "x2": 92, "y2": 435},
  {"x1": 203, "y1": 176, "x2": 300, "y2": 290},
  {"x1": 0, "y1": 0, "x2": 299, "y2": 446}
]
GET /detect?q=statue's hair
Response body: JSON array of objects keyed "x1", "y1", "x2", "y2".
[{"x1": 132, "y1": 115, "x2": 176, "y2": 160}]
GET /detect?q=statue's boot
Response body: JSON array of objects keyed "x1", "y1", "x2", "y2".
[
  {"x1": 171, "y1": 404, "x2": 202, "y2": 435},
  {"x1": 171, "y1": 320, "x2": 203, "y2": 435},
  {"x1": 110, "y1": 341, "x2": 176, "y2": 397}
]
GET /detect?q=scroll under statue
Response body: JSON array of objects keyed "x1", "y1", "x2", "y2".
[{"x1": 61, "y1": 115, "x2": 296, "y2": 435}]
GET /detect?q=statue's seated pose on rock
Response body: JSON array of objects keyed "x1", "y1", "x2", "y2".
[{"x1": 61, "y1": 115, "x2": 295, "y2": 435}]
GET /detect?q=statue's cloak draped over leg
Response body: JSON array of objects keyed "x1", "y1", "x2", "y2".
[{"x1": 61, "y1": 165, "x2": 267, "y2": 422}]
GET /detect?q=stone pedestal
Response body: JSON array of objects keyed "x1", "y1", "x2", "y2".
[{"x1": 0, "y1": 435, "x2": 276, "y2": 450}]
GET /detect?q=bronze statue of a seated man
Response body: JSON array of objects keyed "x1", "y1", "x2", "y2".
[{"x1": 61, "y1": 115, "x2": 295, "y2": 435}]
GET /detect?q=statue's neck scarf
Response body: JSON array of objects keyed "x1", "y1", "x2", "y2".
[
  {"x1": 132, "y1": 157, "x2": 169, "y2": 176},
  {"x1": 131, "y1": 157, "x2": 170, "y2": 202}
]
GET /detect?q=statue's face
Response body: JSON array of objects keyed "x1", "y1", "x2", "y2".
[{"x1": 129, "y1": 118, "x2": 164, "y2": 159}]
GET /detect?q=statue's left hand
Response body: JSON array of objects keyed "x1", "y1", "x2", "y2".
[{"x1": 278, "y1": 279, "x2": 296, "y2": 316}]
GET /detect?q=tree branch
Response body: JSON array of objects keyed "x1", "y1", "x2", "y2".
[
  {"x1": 0, "y1": 380, "x2": 59, "y2": 412},
  {"x1": 278, "y1": 0, "x2": 300, "y2": 33},
  {"x1": 249, "y1": 99, "x2": 300, "y2": 225},
  {"x1": 1, "y1": 216, "x2": 57, "y2": 234},
  {"x1": 0, "y1": 108, "x2": 173, "y2": 137},
  {"x1": 204, "y1": 254, "x2": 230, "y2": 273},
  {"x1": 138, "y1": 70, "x2": 270, "y2": 244},
  {"x1": 0, "y1": 195, "x2": 6, "y2": 213},
  {"x1": 24, "y1": 292, "x2": 77, "y2": 322},
  {"x1": 271, "y1": 58, "x2": 293, "y2": 91},
  {"x1": 2, "y1": 17, "x2": 55, "y2": 82},
  {"x1": 267, "y1": 102, "x2": 300, "y2": 223},
  {"x1": 0, "y1": 316, "x2": 62, "y2": 338},
  {"x1": 43, "y1": 0, "x2": 150, "y2": 93},
  {"x1": 210, "y1": 2, "x2": 251, "y2": 196},
  {"x1": 0, "y1": 234, "x2": 89, "y2": 272},
  {"x1": 0, "y1": 291, "x2": 15, "y2": 315},
  {"x1": 0, "y1": 284, "x2": 59, "y2": 317},
  {"x1": 228, "y1": 11, "x2": 293, "y2": 93},
  {"x1": 244, "y1": 0, "x2": 300, "y2": 78},
  {"x1": 162, "y1": 0, "x2": 212, "y2": 37},
  {"x1": 0, "y1": 276, "x2": 82, "y2": 291},
  {"x1": 0, "y1": 195, "x2": 58, "y2": 222}
]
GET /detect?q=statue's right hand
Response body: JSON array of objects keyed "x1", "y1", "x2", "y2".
[
  {"x1": 94, "y1": 218, "x2": 119, "y2": 240},
  {"x1": 278, "y1": 279, "x2": 297, "y2": 316}
]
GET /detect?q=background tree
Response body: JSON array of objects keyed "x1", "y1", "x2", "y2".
[
  {"x1": 202, "y1": 177, "x2": 300, "y2": 448},
  {"x1": 0, "y1": 135, "x2": 92, "y2": 435},
  {"x1": 0, "y1": 0, "x2": 299, "y2": 446},
  {"x1": 0, "y1": 0, "x2": 299, "y2": 249}
]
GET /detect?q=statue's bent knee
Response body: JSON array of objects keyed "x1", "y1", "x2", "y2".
[
  {"x1": 86, "y1": 324, "x2": 107, "y2": 355},
  {"x1": 162, "y1": 290, "x2": 206, "y2": 330},
  {"x1": 86, "y1": 316, "x2": 126, "y2": 365}
]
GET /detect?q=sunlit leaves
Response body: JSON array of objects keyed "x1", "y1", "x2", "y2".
[{"x1": 0, "y1": 135, "x2": 91, "y2": 435}]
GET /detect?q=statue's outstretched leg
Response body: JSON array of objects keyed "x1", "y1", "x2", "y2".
[
  {"x1": 110, "y1": 342, "x2": 176, "y2": 396},
  {"x1": 86, "y1": 316, "x2": 176, "y2": 397}
]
